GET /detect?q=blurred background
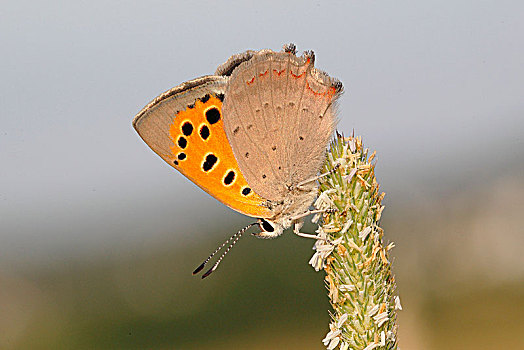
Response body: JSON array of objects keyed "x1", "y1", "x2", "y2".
[{"x1": 1, "y1": 1, "x2": 523, "y2": 349}]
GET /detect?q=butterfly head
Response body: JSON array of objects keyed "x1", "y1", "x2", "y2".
[{"x1": 134, "y1": 44, "x2": 342, "y2": 278}]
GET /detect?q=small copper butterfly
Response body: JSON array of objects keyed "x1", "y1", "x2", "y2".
[{"x1": 133, "y1": 44, "x2": 343, "y2": 277}]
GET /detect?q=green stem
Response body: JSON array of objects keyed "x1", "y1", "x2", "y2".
[{"x1": 311, "y1": 135, "x2": 401, "y2": 350}]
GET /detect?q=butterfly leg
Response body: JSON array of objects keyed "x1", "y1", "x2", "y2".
[
  {"x1": 296, "y1": 163, "x2": 341, "y2": 189},
  {"x1": 292, "y1": 220, "x2": 334, "y2": 242},
  {"x1": 291, "y1": 208, "x2": 337, "y2": 221},
  {"x1": 291, "y1": 208, "x2": 338, "y2": 241}
]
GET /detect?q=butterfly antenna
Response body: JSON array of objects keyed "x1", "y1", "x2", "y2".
[{"x1": 193, "y1": 223, "x2": 257, "y2": 278}]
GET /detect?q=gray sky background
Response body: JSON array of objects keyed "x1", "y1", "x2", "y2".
[{"x1": 1, "y1": 1, "x2": 523, "y2": 263}]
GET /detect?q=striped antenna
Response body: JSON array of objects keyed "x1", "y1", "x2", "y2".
[{"x1": 193, "y1": 223, "x2": 257, "y2": 278}]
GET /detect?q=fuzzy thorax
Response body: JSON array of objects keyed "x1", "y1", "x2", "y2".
[{"x1": 256, "y1": 182, "x2": 319, "y2": 237}]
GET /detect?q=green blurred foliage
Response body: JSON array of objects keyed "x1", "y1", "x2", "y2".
[{"x1": 2, "y1": 176, "x2": 523, "y2": 349}]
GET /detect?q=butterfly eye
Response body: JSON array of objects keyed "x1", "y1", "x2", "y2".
[{"x1": 258, "y1": 219, "x2": 275, "y2": 233}]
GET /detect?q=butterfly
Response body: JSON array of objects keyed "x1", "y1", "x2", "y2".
[{"x1": 133, "y1": 44, "x2": 343, "y2": 277}]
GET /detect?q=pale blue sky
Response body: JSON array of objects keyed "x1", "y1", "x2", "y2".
[{"x1": 1, "y1": 0, "x2": 523, "y2": 263}]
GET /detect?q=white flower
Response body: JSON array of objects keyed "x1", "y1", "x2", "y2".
[
  {"x1": 311, "y1": 213, "x2": 321, "y2": 223},
  {"x1": 359, "y1": 226, "x2": 372, "y2": 241},
  {"x1": 309, "y1": 251, "x2": 324, "y2": 271},
  {"x1": 363, "y1": 342, "x2": 378, "y2": 350},
  {"x1": 309, "y1": 231, "x2": 344, "y2": 271},
  {"x1": 346, "y1": 238, "x2": 363, "y2": 253},
  {"x1": 379, "y1": 331, "x2": 386, "y2": 346},
  {"x1": 394, "y1": 295, "x2": 402, "y2": 310},
  {"x1": 340, "y1": 219, "x2": 353, "y2": 234},
  {"x1": 342, "y1": 168, "x2": 357, "y2": 182},
  {"x1": 322, "y1": 328, "x2": 341, "y2": 346},
  {"x1": 348, "y1": 139, "x2": 356, "y2": 152},
  {"x1": 314, "y1": 189, "x2": 336, "y2": 209},
  {"x1": 339, "y1": 284, "x2": 355, "y2": 292},
  {"x1": 336, "y1": 313, "x2": 349, "y2": 328},
  {"x1": 373, "y1": 312, "x2": 389, "y2": 327},
  {"x1": 327, "y1": 336, "x2": 340, "y2": 350},
  {"x1": 367, "y1": 304, "x2": 380, "y2": 317}
]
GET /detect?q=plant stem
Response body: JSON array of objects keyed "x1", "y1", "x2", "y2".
[{"x1": 310, "y1": 134, "x2": 401, "y2": 350}]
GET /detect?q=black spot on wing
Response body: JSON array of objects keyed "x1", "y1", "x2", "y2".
[
  {"x1": 200, "y1": 94, "x2": 210, "y2": 103},
  {"x1": 200, "y1": 125, "x2": 210, "y2": 140},
  {"x1": 205, "y1": 107, "x2": 221, "y2": 124},
  {"x1": 202, "y1": 154, "x2": 218, "y2": 172},
  {"x1": 223, "y1": 171, "x2": 235, "y2": 185},
  {"x1": 182, "y1": 122, "x2": 193, "y2": 136},
  {"x1": 177, "y1": 136, "x2": 187, "y2": 148}
]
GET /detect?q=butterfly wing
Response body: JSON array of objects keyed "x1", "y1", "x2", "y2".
[
  {"x1": 221, "y1": 50, "x2": 343, "y2": 201},
  {"x1": 133, "y1": 75, "x2": 272, "y2": 218}
]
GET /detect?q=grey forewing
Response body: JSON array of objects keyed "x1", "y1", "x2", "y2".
[
  {"x1": 133, "y1": 75, "x2": 228, "y2": 165},
  {"x1": 221, "y1": 50, "x2": 342, "y2": 201}
]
